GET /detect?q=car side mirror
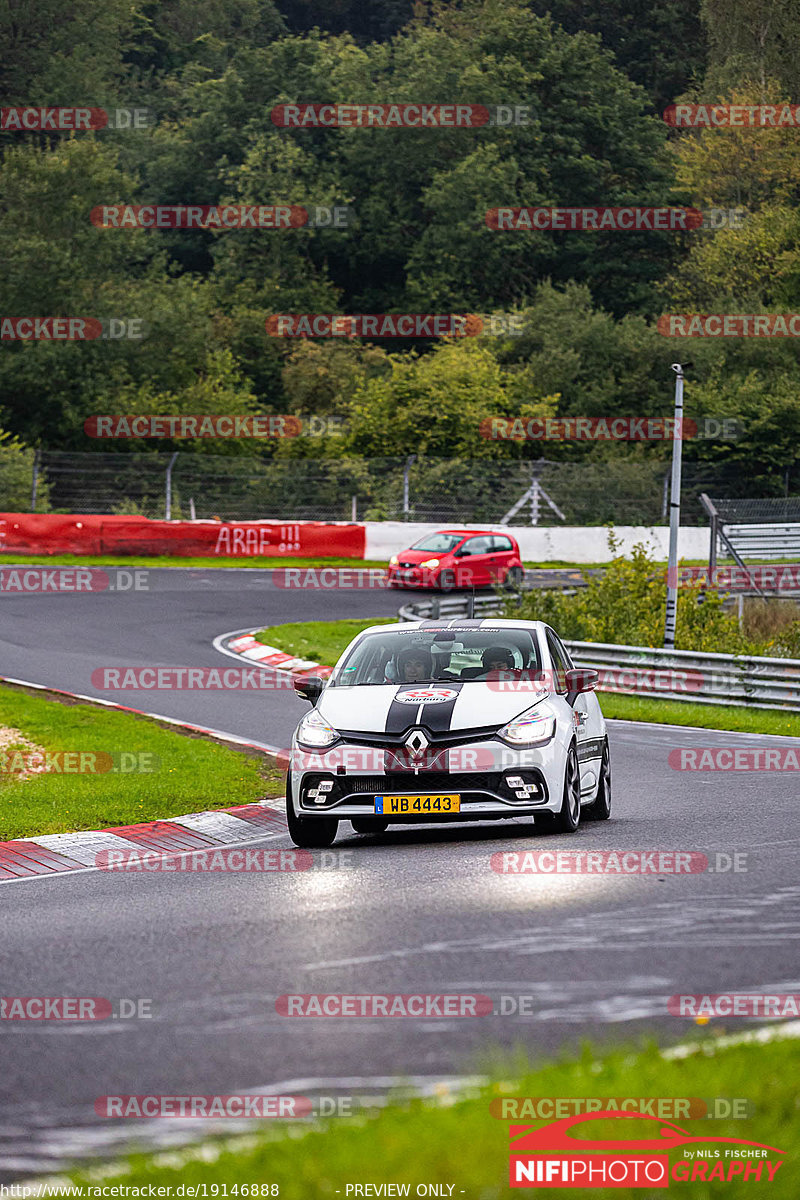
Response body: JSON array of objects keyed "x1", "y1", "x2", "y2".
[
  {"x1": 565, "y1": 668, "x2": 598, "y2": 694},
  {"x1": 455, "y1": 547, "x2": 469, "y2": 557},
  {"x1": 294, "y1": 675, "x2": 324, "y2": 704}
]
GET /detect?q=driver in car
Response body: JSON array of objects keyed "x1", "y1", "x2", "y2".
[{"x1": 395, "y1": 645, "x2": 434, "y2": 683}]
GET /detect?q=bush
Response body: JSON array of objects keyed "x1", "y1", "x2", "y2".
[
  {"x1": 0, "y1": 429, "x2": 49, "y2": 511},
  {"x1": 506, "y1": 541, "x2": 767, "y2": 655}
]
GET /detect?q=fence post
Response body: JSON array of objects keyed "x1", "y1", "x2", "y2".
[
  {"x1": 30, "y1": 448, "x2": 40, "y2": 512},
  {"x1": 402, "y1": 455, "x2": 416, "y2": 519},
  {"x1": 165, "y1": 452, "x2": 178, "y2": 520}
]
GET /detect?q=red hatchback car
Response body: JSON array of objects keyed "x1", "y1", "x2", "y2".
[{"x1": 387, "y1": 529, "x2": 525, "y2": 590}]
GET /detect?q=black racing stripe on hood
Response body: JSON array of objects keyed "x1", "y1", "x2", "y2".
[
  {"x1": 420, "y1": 682, "x2": 463, "y2": 731},
  {"x1": 385, "y1": 686, "x2": 428, "y2": 735},
  {"x1": 384, "y1": 683, "x2": 463, "y2": 735}
]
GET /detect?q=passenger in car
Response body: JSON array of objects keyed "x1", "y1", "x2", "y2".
[{"x1": 460, "y1": 646, "x2": 516, "y2": 680}]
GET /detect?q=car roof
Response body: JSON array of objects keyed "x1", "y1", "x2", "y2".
[
  {"x1": 432, "y1": 529, "x2": 516, "y2": 537},
  {"x1": 353, "y1": 619, "x2": 547, "y2": 635}
]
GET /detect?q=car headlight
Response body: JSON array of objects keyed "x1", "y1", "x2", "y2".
[
  {"x1": 296, "y1": 709, "x2": 340, "y2": 749},
  {"x1": 419, "y1": 558, "x2": 440, "y2": 569},
  {"x1": 499, "y1": 706, "x2": 556, "y2": 747},
  {"x1": 389, "y1": 555, "x2": 398, "y2": 566}
]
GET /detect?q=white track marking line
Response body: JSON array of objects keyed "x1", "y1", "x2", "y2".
[{"x1": 663, "y1": 1019, "x2": 800, "y2": 1058}]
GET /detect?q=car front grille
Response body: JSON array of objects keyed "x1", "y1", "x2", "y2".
[
  {"x1": 299, "y1": 770, "x2": 548, "y2": 810},
  {"x1": 348, "y1": 773, "x2": 493, "y2": 793}
]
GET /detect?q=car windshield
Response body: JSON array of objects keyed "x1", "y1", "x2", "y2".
[
  {"x1": 331, "y1": 627, "x2": 542, "y2": 686},
  {"x1": 410, "y1": 533, "x2": 464, "y2": 553}
]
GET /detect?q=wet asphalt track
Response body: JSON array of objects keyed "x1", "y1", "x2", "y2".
[{"x1": 0, "y1": 568, "x2": 798, "y2": 1178}]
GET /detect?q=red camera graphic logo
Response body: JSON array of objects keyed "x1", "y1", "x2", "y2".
[{"x1": 509, "y1": 1111, "x2": 785, "y2": 1188}]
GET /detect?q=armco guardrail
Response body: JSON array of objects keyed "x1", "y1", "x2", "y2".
[{"x1": 397, "y1": 594, "x2": 800, "y2": 710}]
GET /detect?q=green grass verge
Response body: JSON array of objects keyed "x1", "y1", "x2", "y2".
[
  {"x1": 0, "y1": 554, "x2": 387, "y2": 569},
  {"x1": 67, "y1": 1036, "x2": 798, "y2": 1198},
  {"x1": 3, "y1": 554, "x2": 798, "y2": 570},
  {"x1": 255, "y1": 619, "x2": 391, "y2": 664},
  {"x1": 255, "y1": 619, "x2": 799, "y2": 737},
  {"x1": 0, "y1": 684, "x2": 284, "y2": 841},
  {"x1": 599, "y1": 692, "x2": 799, "y2": 737}
]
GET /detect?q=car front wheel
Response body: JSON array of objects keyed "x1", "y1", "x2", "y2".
[
  {"x1": 539, "y1": 744, "x2": 581, "y2": 834},
  {"x1": 286, "y1": 772, "x2": 339, "y2": 847},
  {"x1": 583, "y1": 741, "x2": 611, "y2": 821}
]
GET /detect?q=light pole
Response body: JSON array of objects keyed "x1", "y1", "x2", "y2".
[{"x1": 663, "y1": 362, "x2": 691, "y2": 648}]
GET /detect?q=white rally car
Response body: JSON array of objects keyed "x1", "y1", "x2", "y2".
[{"x1": 285, "y1": 619, "x2": 611, "y2": 847}]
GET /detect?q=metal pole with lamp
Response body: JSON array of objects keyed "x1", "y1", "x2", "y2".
[{"x1": 663, "y1": 362, "x2": 692, "y2": 648}]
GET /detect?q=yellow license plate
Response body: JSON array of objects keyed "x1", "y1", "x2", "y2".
[{"x1": 375, "y1": 794, "x2": 461, "y2": 814}]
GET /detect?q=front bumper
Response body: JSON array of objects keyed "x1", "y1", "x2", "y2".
[
  {"x1": 289, "y1": 736, "x2": 561, "y2": 821},
  {"x1": 386, "y1": 567, "x2": 439, "y2": 589}
]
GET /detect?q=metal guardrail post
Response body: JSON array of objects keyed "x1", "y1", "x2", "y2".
[
  {"x1": 165, "y1": 451, "x2": 179, "y2": 521},
  {"x1": 30, "y1": 448, "x2": 40, "y2": 512}
]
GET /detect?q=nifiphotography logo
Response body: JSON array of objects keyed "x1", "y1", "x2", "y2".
[{"x1": 508, "y1": 1110, "x2": 785, "y2": 1188}]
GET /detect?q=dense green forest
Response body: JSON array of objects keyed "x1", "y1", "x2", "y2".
[{"x1": 1, "y1": 0, "x2": 800, "y2": 508}]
